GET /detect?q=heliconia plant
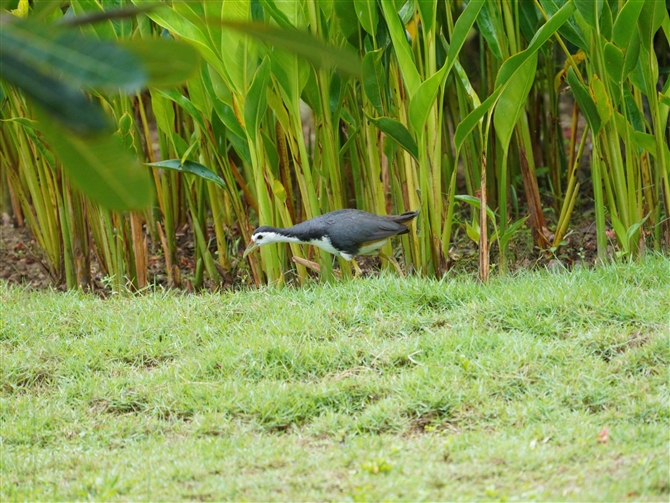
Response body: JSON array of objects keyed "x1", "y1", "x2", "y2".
[{"x1": 1, "y1": 0, "x2": 668, "y2": 289}]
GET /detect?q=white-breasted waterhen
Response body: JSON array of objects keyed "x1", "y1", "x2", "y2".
[{"x1": 243, "y1": 209, "x2": 419, "y2": 275}]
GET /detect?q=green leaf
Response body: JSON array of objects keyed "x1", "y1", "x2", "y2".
[
  {"x1": 494, "y1": 53, "x2": 538, "y2": 153},
  {"x1": 638, "y1": 0, "x2": 666, "y2": 50},
  {"x1": 567, "y1": 67, "x2": 601, "y2": 134},
  {"x1": 380, "y1": 0, "x2": 421, "y2": 97},
  {"x1": 354, "y1": 0, "x2": 379, "y2": 36},
  {"x1": 258, "y1": 0, "x2": 293, "y2": 28},
  {"x1": 0, "y1": 19, "x2": 146, "y2": 91},
  {"x1": 498, "y1": 216, "x2": 529, "y2": 250},
  {"x1": 416, "y1": 0, "x2": 436, "y2": 34},
  {"x1": 215, "y1": 20, "x2": 362, "y2": 77},
  {"x1": 574, "y1": 0, "x2": 603, "y2": 30},
  {"x1": 444, "y1": 0, "x2": 485, "y2": 80},
  {"x1": 118, "y1": 39, "x2": 200, "y2": 88},
  {"x1": 362, "y1": 49, "x2": 385, "y2": 115},
  {"x1": 244, "y1": 56, "x2": 271, "y2": 136},
  {"x1": 454, "y1": 194, "x2": 496, "y2": 222},
  {"x1": 590, "y1": 75, "x2": 612, "y2": 127},
  {"x1": 600, "y1": 1, "x2": 612, "y2": 40},
  {"x1": 610, "y1": 214, "x2": 628, "y2": 252},
  {"x1": 35, "y1": 109, "x2": 152, "y2": 211},
  {"x1": 148, "y1": 159, "x2": 225, "y2": 188},
  {"x1": 0, "y1": 51, "x2": 110, "y2": 134},
  {"x1": 364, "y1": 113, "x2": 419, "y2": 160},
  {"x1": 496, "y1": 1, "x2": 575, "y2": 87},
  {"x1": 612, "y1": 0, "x2": 645, "y2": 47},
  {"x1": 454, "y1": 88, "x2": 503, "y2": 152},
  {"x1": 476, "y1": 0, "x2": 504, "y2": 61},
  {"x1": 540, "y1": 0, "x2": 587, "y2": 49},
  {"x1": 623, "y1": 87, "x2": 644, "y2": 132},
  {"x1": 632, "y1": 131, "x2": 658, "y2": 155},
  {"x1": 466, "y1": 221, "x2": 480, "y2": 243},
  {"x1": 409, "y1": 64, "x2": 448, "y2": 133},
  {"x1": 603, "y1": 42, "x2": 624, "y2": 84},
  {"x1": 622, "y1": 30, "x2": 641, "y2": 78}
]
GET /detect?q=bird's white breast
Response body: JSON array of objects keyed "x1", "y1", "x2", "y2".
[{"x1": 308, "y1": 236, "x2": 346, "y2": 258}]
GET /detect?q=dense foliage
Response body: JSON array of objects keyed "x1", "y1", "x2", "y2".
[{"x1": 1, "y1": 0, "x2": 668, "y2": 289}]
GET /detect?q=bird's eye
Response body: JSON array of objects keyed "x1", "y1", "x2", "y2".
[{"x1": 256, "y1": 235, "x2": 263, "y2": 240}]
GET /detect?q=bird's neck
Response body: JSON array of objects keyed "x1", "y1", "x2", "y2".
[{"x1": 263, "y1": 229, "x2": 303, "y2": 245}]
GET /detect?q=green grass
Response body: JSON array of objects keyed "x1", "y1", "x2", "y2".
[{"x1": 2, "y1": 257, "x2": 669, "y2": 501}]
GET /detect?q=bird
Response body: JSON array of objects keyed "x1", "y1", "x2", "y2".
[{"x1": 243, "y1": 209, "x2": 419, "y2": 275}]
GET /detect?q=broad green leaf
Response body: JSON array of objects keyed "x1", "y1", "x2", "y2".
[
  {"x1": 453, "y1": 58, "x2": 481, "y2": 108},
  {"x1": 36, "y1": 109, "x2": 152, "y2": 211},
  {"x1": 454, "y1": 194, "x2": 497, "y2": 222},
  {"x1": 603, "y1": 42, "x2": 624, "y2": 84},
  {"x1": 409, "y1": 64, "x2": 448, "y2": 133},
  {"x1": 627, "y1": 213, "x2": 650, "y2": 241},
  {"x1": 622, "y1": 30, "x2": 641, "y2": 78},
  {"x1": 362, "y1": 49, "x2": 385, "y2": 115},
  {"x1": 499, "y1": 216, "x2": 530, "y2": 250},
  {"x1": 660, "y1": 93, "x2": 670, "y2": 108},
  {"x1": 380, "y1": 0, "x2": 421, "y2": 97},
  {"x1": 623, "y1": 87, "x2": 644, "y2": 132},
  {"x1": 269, "y1": 48, "x2": 310, "y2": 111},
  {"x1": 567, "y1": 67, "x2": 601, "y2": 134},
  {"x1": 444, "y1": 0, "x2": 485, "y2": 79},
  {"x1": 136, "y1": 0, "x2": 226, "y2": 79},
  {"x1": 215, "y1": 20, "x2": 362, "y2": 77},
  {"x1": 0, "y1": 52, "x2": 110, "y2": 134},
  {"x1": 147, "y1": 159, "x2": 226, "y2": 188},
  {"x1": 454, "y1": 88, "x2": 503, "y2": 152},
  {"x1": 540, "y1": 0, "x2": 587, "y2": 49},
  {"x1": 632, "y1": 131, "x2": 658, "y2": 155},
  {"x1": 244, "y1": 56, "x2": 271, "y2": 136},
  {"x1": 416, "y1": 0, "x2": 436, "y2": 34},
  {"x1": 454, "y1": 0, "x2": 571, "y2": 152},
  {"x1": 466, "y1": 221, "x2": 480, "y2": 243},
  {"x1": 518, "y1": 0, "x2": 541, "y2": 43},
  {"x1": 210, "y1": 107, "x2": 227, "y2": 155},
  {"x1": 118, "y1": 39, "x2": 200, "y2": 88},
  {"x1": 354, "y1": 0, "x2": 379, "y2": 36},
  {"x1": 496, "y1": 1, "x2": 575, "y2": 87},
  {"x1": 600, "y1": 1, "x2": 613, "y2": 40},
  {"x1": 333, "y1": 0, "x2": 360, "y2": 41},
  {"x1": 612, "y1": 0, "x2": 645, "y2": 47},
  {"x1": 156, "y1": 89, "x2": 206, "y2": 131},
  {"x1": 150, "y1": 90, "x2": 175, "y2": 137},
  {"x1": 494, "y1": 53, "x2": 538, "y2": 153},
  {"x1": 574, "y1": 0, "x2": 603, "y2": 30},
  {"x1": 477, "y1": 0, "x2": 504, "y2": 61},
  {"x1": 258, "y1": 0, "x2": 292, "y2": 28},
  {"x1": 610, "y1": 214, "x2": 628, "y2": 252},
  {"x1": 590, "y1": 77, "x2": 612, "y2": 128},
  {"x1": 0, "y1": 19, "x2": 145, "y2": 91},
  {"x1": 638, "y1": 0, "x2": 667, "y2": 50},
  {"x1": 364, "y1": 113, "x2": 419, "y2": 160},
  {"x1": 271, "y1": 178, "x2": 287, "y2": 204}
]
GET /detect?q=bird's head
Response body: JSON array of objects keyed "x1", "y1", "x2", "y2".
[{"x1": 242, "y1": 226, "x2": 284, "y2": 258}]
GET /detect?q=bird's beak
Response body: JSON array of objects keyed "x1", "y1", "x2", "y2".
[{"x1": 242, "y1": 240, "x2": 258, "y2": 259}]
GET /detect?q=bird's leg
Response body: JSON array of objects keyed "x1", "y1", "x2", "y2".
[
  {"x1": 379, "y1": 251, "x2": 404, "y2": 277},
  {"x1": 351, "y1": 258, "x2": 363, "y2": 277}
]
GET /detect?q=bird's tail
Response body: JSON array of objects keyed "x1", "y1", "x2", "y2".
[{"x1": 389, "y1": 209, "x2": 419, "y2": 224}]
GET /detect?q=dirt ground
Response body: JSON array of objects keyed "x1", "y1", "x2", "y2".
[{"x1": 1, "y1": 204, "x2": 613, "y2": 293}]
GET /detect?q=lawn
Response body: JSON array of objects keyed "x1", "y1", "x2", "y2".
[{"x1": 2, "y1": 257, "x2": 669, "y2": 501}]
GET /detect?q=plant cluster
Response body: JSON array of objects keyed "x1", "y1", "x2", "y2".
[{"x1": 1, "y1": 0, "x2": 668, "y2": 289}]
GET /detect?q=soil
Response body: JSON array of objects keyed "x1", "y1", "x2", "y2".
[{"x1": 1, "y1": 204, "x2": 611, "y2": 293}]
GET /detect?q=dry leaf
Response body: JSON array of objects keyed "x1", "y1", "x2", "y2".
[{"x1": 597, "y1": 426, "x2": 610, "y2": 444}]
